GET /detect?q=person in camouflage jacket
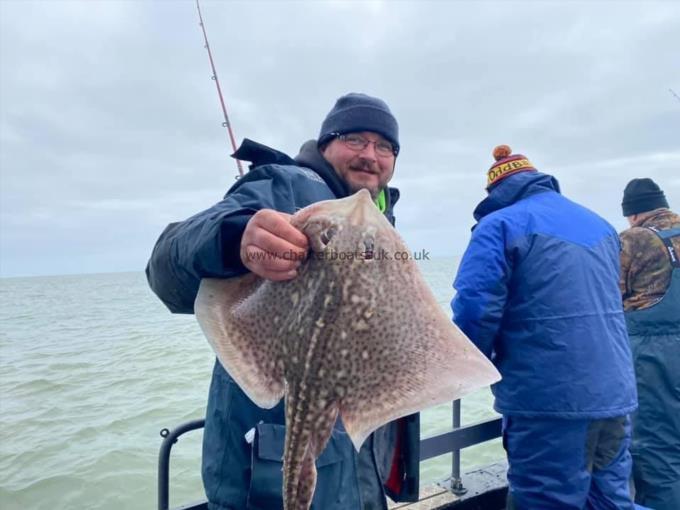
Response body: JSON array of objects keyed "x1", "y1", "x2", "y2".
[
  {"x1": 619, "y1": 178, "x2": 680, "y2": 510},
  {"x1": 620, "y1": 209, "x2": 680, "y2": 311}
]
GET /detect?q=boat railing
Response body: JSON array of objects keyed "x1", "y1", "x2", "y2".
[{"x1": 158, "y1": 399, "x2": 502, "y2": 510}]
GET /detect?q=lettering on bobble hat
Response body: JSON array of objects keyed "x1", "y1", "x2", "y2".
[{"x1": 487, "y1": 145, "x2": 536, "y2": 189}]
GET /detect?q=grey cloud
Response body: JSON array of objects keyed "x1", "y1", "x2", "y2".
[{"x1": 1, "y1": 0, "x2": 679, "y2": 276}]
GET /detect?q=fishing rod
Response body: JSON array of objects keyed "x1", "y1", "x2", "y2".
[
  {"x1": 670, "y1": 88, "x2": 680, "y2": 105},
  {"x1": 196, "y1": 0, "x2": 244, "y2": 177}
]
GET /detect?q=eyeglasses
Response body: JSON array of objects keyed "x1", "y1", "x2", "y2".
[{"x1": 332, "y1": 133, "x2": 399, "y2": 157}]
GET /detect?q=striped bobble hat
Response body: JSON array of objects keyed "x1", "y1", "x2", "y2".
[{"x1": 486, "y1": 145, "x2": 537, "y2": 189}]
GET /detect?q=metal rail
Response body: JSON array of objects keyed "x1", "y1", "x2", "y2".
[
  {"x1": 420, "y1": 416, "x2": 502, "y2": 460},
  {"x1": 158, "y1": 419, "x2": 206, "y2": 510},
  {"x1": 451, "y1": 399, "x2": 465, "y2": 494},
  {"x1": 158, "y1": 403, "x2": 502, "y2": 510}
]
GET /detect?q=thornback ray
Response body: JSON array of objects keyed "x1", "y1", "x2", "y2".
[{"x1": 195, "y1": 189, "x2": 501, "y2": 510}]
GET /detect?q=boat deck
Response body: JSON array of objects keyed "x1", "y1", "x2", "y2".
[
  {"x1": 173, "y1": 462, "x2": 508, "y2": 510},
  {"x1": 389, "y1": 462, "x2": 508, "y2": 510}
]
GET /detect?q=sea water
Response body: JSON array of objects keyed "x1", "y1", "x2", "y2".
[{"x1": 0, "y1": 257, "x2": 501, "y2": 510}]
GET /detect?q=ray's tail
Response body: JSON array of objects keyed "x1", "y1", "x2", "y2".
[
  {"x1": 282, "y1": 387, "x2": 339, "y2": 510},
  {"x1": 282, "y1": 398, "x2": 315, "y2": 510}
]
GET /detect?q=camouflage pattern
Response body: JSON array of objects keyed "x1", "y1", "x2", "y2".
[{"x1": 619, "y1": 208, "x2": 680, "y2": 311}]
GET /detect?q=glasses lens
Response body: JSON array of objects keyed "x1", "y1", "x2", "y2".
[
  {"x1": 343, "y1": 134, "x2": 366, "y2": 149},
  {"x1": 339, "y1": 134, "x2": 395, "y2": 156},
  {"x1": 375, "y1": 141, "x2": 394, "y2": 156}
]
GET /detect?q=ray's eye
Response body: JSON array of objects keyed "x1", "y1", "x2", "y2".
[
  {"x1": 363, "y1": 238, "x2": 375, "y2": 260},
  {"x1": 320, "y1": 226, "x2": 336, "y2": 246}
]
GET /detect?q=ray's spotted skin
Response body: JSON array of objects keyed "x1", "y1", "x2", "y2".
[{"x1": 195, "y1": 190, "x2": 501, "y2": 510}]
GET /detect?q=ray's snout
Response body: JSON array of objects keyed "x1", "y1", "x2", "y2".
[{"x1": 348, "y1": 189, "x2": 378, "y2": 225}]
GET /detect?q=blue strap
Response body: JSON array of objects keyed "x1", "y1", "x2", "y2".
[
  {"x1": 649, "y1": 226, "x2": 680, "y2": 240},
  {"x1": 646, "y1": 227, "x2": 680, "y2": 268}
]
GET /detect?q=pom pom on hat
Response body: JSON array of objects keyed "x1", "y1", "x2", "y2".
[
  {"x1": 486, "y1": 144, "x2": 536, "y2": 188},
  {"x1": 493, "y1": 145, "x2": 512, "y2": 161}
]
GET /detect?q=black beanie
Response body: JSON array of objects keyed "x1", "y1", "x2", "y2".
[
  {"x1": 318, "y1": 93, "x2": 399, "y2": 154},
  {"x1": 621, "y1": 178, "x2": 669, "y2": 216}
]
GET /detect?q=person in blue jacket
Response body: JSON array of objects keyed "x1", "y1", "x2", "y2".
[
  {"x1": 451, "y1": 145, "x2": 638, "y2": 509},
  {"x1": 146, "y1": 93, "x2": 419, "y2": 510}
]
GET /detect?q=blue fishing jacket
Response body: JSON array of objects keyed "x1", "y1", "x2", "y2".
[
  {"x1": 146, "y1": 139, "x2": 419, "y2": 510},
  {"x1": 452, "y1": 171, "x2": 637, "y2": 419}
]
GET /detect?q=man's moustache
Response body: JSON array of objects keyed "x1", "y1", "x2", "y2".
[{"x1": 350, "y1": 163, "x2": 378, "y2": 174}]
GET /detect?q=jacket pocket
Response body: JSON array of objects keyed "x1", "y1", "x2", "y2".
[{"x1": 247, "y1": 422, "x2": 359, "y2": 510}]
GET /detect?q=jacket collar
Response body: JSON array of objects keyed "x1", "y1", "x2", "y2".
[
  {"x1": 232, "y1": 138, "x2": 297, "y2": 167},
  {"x1": 294, "y1": 140, "x2": 351, "y2": 198},
  {"x1": 633, "y1": 208, "x2": 674, "y2": 228},
  {"x1": 473, "y1": 171, "x2": 561, "y2": 222}
]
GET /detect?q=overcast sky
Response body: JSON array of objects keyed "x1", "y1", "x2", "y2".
[{"x1": 1, "y1": 0, "x2": 678, "y2": 278}]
